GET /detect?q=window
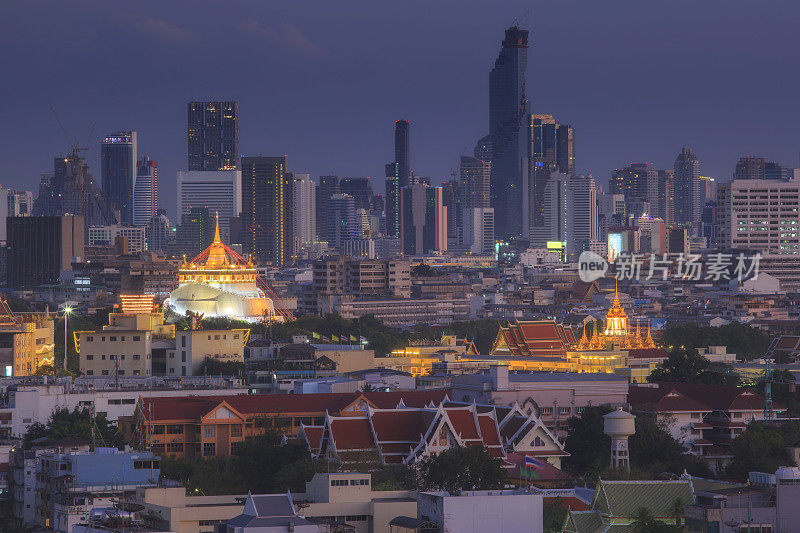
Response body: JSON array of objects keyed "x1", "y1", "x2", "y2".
[
  {"x1": 350, "y1": 479, "x2": 369, "y2": 486},
  {"x1": 121, "y1": 336, "x2": 125, "y2": 342},
  {"x1": 559, "y1": 406, "x2": 571, "y2": 415},
  {"x1": 110, "y1": 336, "x2": 117, "y2": 342},
  {"x1": 231, "y1": 425, "x2": 242, "y2": 437},
  {"x1": 691, "y1": 413, "x2": 701, "y2": 419},
  {"x1": 204, "y1": 426, "x2": 215, "y2": 438},
  {"x1": 133, "y1": 354, "x2": 140, "y2": 360},
  {"x1": 540, "y1": 407, "x2": 553, "y2": 415},
  {"x1": 134, "y1": 370, "x2": 140, "y2": 376},
  {"x1": 133, "y1": 460, "x2": 155, "y2": 469},
  {"x1": 102, "y1": 370, "x2": 109, "y2": 375},
  {"x1": 101, "y1": 355, "x2": 106, "y2": 360},
  {"x1": 215, "y1": 335, "x2": 220, "y2": 340},
  {"x1": 533, "y1": 436, "x2": 545, "y2": 447},
  {"x1": 345, "y1": 515, "x2": 368, "y2": 522},
  {"x1": 117, "y1": 370, "x2": 125, "y2": 375},
  {"x1": 133, "y1": 336, "x2": 140, "y2": 341},
  {"x1": 234, "y1": 334, "x2": 240, "y2": 339},
  {"x1": 181, "y1": 336, "x2": 186, "y2": 347},
  {"x1": 86, "y1": 336, "x2": 94, "y2": 342},
  {"x1": 86, "y1": 370, "x2": 94, "y2": 376},
  {"x1": 575, "y1": 406, "x2": 586, "y2": 414},
  {"x1": 110, "y1": 355, "x2": 116, "y2": 360},
  {"x1": 86, "y1": 354, "x2": 93, "y2": 360},
  {"x1": 120, "y1": 354, "x2": 125, "y2": 360},
  {"x1": 151, "y1": 425, "x2": 165, "y2": 434},
  {"x1": 230, "y1": 441, "x2": 240, "y2": 455},
  {"x1": 331, "y1": 479, "x2": 349, "y2": 486},
  {"x1": 733, "y1": 412, "x2": 742, "y2": 419},
  {"x1": 181, "y1": 351, "x2": 186, "y2": 362},
  {"x1": 203, "y1": 442, "x2": 215, "y2": 456},
  {"x1": 166, "y1": 443, "x2": 183, "y2": 453},
  {"x1": 166, "y1": 425, "x2": 184, "y2": 434}
]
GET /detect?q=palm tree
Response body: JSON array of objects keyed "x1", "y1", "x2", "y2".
[{"x1": 670, "y1": 497, "x2": 684, "y2": 527}]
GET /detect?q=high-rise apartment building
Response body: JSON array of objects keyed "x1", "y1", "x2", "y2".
[
  {"x1": 328, "y1": 193, "x2": 359, "y2": 252},
  {"x1": 658, "y1": 170, "x2": 675, "y2": 224},
  {"x1": 7, "y1": 215, "x2": 84, "y2": 290},
  {"x1": 134, "y1": 156, "x2": 158, "y2": 227},
  {"x1": 400, "y1": 183, "x2": 447, "y2": 255},
  {"x1": 488, "y1": 26, "x2": 530, "y2": 238},
  {"x1": 340, "y1": 177, "x2": 379, "y2": 211},
  {"x1": 717, "y1": 178, "x2": 800, "y2": 254},
  {"x1": 674, "y1": 147, "x2": 701, "y2": 224},
  {"x1": 529, "y1": 114, "x2": 574, "y2": 228},
  {"x1": 176, "y1": 170, "x2": 241, "y2": 244},
  {"x1": 609, "y1": 162, "x2": 658, "y2": 216},
  {"x1": 441, "y1": 179, "x2": 459, "y2": 241},
  {"x1": 291, "y1": 173, "x2": 316, "y2": 248},
  {"x1": 458, "y1": 155, "x2": 492, "y2": 245},
  {"x1": 240, "y1": 156, "x2": 294, "y2": 266},
  {"x1": 187, "y1": 101, "x2": 239, "y2": 171},
  {"x1": 533, "y1": 173, "x2": 598, "y2": 261},
  {"x1": 462, "y1": 207, "x2": 495, "y2": 255},
  {"x1": 176, "y1": 206, "x2": 216, "y2": 259}
]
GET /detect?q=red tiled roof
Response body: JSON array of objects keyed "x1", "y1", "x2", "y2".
[
  {"x1": 139, "y1": 390, "x2": 449, "y2": 422},
  {"x1": 330, "y1": 418, "x2": 374, "y2": 449},
  {"x1": 371, "y1": 409, "x2": 433, "y2": 443},
  {"x1": 300, "y1": 425, "x2": 323, "y2": 453},
  {"x1": 629, "y1": 382, "x2": 779, "y2": 413},
  {"x1": 628, "y1": 386, "x2": 710, "y2": 413},
  {"x1": 446, "y1": 408, "x2": 481, "y2": 441},
  {"x1": 477, "y1": 414, "x2": 501, "y2": 446},
  {"x1": 499, "y1": 415, "x2": 527, "y2": 441}
]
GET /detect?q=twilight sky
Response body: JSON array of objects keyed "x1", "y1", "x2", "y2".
[{"x1": 2, "y1": 0, "x2": 800, "y2": 220}]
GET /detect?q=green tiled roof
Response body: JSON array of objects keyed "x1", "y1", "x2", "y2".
[
  {"x1": 595, "y1": 479, "x2": 694, "y2": 520},
  {"x1": 564, "y1": 510, "x2": 605, "y2": 533}
]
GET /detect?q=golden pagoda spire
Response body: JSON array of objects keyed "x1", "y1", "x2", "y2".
[
  {"x1": 213, "y1": 211, "x2": 222, "y2": 244},
  {"x1": 644, "y1": 322, "x2": 656, "y2": 348},
  {"x1": 632, "y1": 320, "x2": 643, "y2": 348},
  {"x1": 578, "y1": 326, "x2": 590, "y2": 350}
]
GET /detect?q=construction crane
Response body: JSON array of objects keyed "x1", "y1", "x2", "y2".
[{"x1": 50, "y1": 106, "x2": 96, "y2": 156}]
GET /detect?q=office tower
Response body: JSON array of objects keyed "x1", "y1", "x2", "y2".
[
  {"x1": 674, "y1": 147, "x2": 701, "y2": 224},
  {"x1": 290, "y1": 172, "x2": 316, "y2": 247},
  {"x1": 458, "y1": 156, "x2": 491, "y2": 242},
  {"x1": 598, "y1": 193, "x2": 626, "y2": 242},
  {"x1": 474, "y1": 135, "x2": 493, "y2": 162},
  {"x1": 316, "y1": 175, "x2": 341, "y2": 242},
  {"x1": 6, "y1": 190, "x2": 34, "y2": 217},
  {"x1": 701, "y1": 202, "x2": 717, "y2": 249},
  {"x1": 609, "y1": 162, "x2": 658, "y2": 216},
  {"x1": 698, "y1": 175, "x2": 716, "y2": 203},
  {"x1": 534, "y1": 173, "x2": 598, "y2": 261},
  {"x1": 100, "y1": 131, "x2": 138, "y2": 225},
  {"x1": 734, "y1": 156, "x2": 766, "y2": 181},
  {"x1": 33, "y1": 153, "x2": 116, "y2": 239},
  {"x1": 176, "y1": 206, "x2": 216, "y2": 258},
  {"x1": 764, "y1": 161, "x2": 798, "y2": 180},
  {"x1": 134, "y1": 156, "x2": 158, "y2": 227},
  {"x1": 717, "y1": 178, "x2": 800, "y2": 254},
  {"x1": 529, "y1": 114, "x2": 575, "y2": 228},
  {"x1": 340, "y1": 177, "x2": 379, "y2": 211},
  {"x1": 441, "y1": 179, "x2": 459, "y2": 241},
  {"x1": 88, "y1": 225, "x2": 147, "y2": 253},
  {"x1": 176, "y1": 170, "x2": 241, "y2": 244},
  {"x1": 187, "y1": 101, "x2": 239, "y2": 171},
  {"x1": 657, "y1": 170, "x2": 675, "y2": 224},
  {"x1": 7, "y1": 215, "x2": 84, "y2": 290},
  {"x1": 394, "y1": 120, "x2": 412, "y2": 188},
  {"x1": 488, "y1": 25, "x2": 530, "y2": 238},
  {"x1": 462, "y1": 207, "x2": 495, "y2": 255},
  {"x1": 384, "y1": 163, "x2": 401, "y2": 237},
  {"x1": 240, "y1": 156, "x2": 294, "y2": 266},
  {"x1": 146, "y1": 209, "x2": 172, "y2": 254},
  {"x1": 328, "y1": 193, "x2": 359, "y2": 252},
  {"x1": 400, "y1": 183, "x2": 447, "y2": 255}
]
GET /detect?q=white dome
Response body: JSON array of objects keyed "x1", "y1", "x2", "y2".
[{"x1": 775, "y1": 466, "x2": 800, "y2": 480}]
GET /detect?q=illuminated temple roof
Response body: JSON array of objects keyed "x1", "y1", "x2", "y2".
[
  {"x1": 491, "y1": 283, "x2": 654, "y2": 357},
  {"x1": 168, "y1": 213, "x2": 289, "y2": 322}
]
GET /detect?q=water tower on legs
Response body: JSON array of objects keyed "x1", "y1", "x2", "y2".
[{"x1": 604, "y1": 407, "x2": 636, "y2": 471}]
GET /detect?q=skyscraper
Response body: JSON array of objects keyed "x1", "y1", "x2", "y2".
[
  {"x1": 187, "y1": 101, "x2": 239, "y2": 171},
  {"x1": 734, "y1": 156, "x2": 766, "y2": 181},
  {"x1": 176, "y1": 170, "x2": 242, "y2": 244},
  {"x1": 441, "y1": 179, "x2": 459, "y2": 241},
  {"x1": 458, "y1": 155, "x2": 492, "y2": 244},
  {"x1": 529, "y1": 115, "x2": 576, "y2": 227},
  {"x1": 394, "y1": 120, "x2": 412, "y2": 188},
  {"x1": 290, "y1": 172, "x2": 316, "y2": 248},
  {"x1": 101, "y1": 131, "x2": 138, "y2": 225},
  {"x1": 609, "y1": 162, "x2": 658, "y2": 216},
  {"x1": 488, "y1": 25, "x2": 530, "y2": 238},
  {"x1": 134, "y1": 156, "x2": 158, "y2": 227},
  {"x1": 400, "y1": 183, "x2": 447, "y2": 255},
  {"x1": 328, "y1": 193, "x2": 359, "y2": 252},
  {"x1": 316, "y1": 175, "x2": 341, "y2": 242},
  {"x1": 657, "y1": 170, "x2": 675, "y2": 225},
  {"x1": 674, "y1": 147, "x2": 701, "y2": 224},
  {"x1": 533, "y1": 173, "x2": 598, "y2": 261},
  {"x1": 240, "y1": 156, "x2": 294, "y2": 266},
  {"x1": 384, "y1": 163, "x2": 400, "y2": 237}
]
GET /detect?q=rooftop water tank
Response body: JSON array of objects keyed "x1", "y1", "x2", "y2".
[{"x1": 603, "y1": 407, "x2": 636, "y2": 439}]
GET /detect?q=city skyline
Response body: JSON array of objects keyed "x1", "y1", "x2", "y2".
[{"x1": 4, "y1": 1, "x2": 800, "y2": 221}]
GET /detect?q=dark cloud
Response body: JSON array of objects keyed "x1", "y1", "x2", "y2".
[
  {"x1": 238, "y1": 20, "x2": 327, "y2": 57},
  {"x1": 120, "y1": 15, "x2": 198, "y2": 45}
]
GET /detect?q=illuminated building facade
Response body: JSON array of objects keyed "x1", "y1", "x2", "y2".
[
  {"x1": 168, "y1": 214, "x2": 284, "y2": 322},
  {"x1": 187, "y1": 101, "x2": 239, "y2": 171}
]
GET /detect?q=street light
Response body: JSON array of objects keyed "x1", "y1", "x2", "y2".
[{"x1": 62, "y1": 306, "x2": 73, "y2": 372}]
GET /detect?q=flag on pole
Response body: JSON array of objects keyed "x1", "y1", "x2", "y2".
[
  {"x1": 350, "y1": 334, "x2": 358, "y2": 343},
  {"x1": 332, "y1": 334, "x2": 340, "y2": 343},
  {"x1": 525, "y1": 455, "x2": 545, "y2": 469},
  {"x1": 312, "y1": 332, "x2": 320, "y2": 340},
  {"x1": 322, "y1": 335, "x2": 331, "y2": 343},
  {"x1": 359, "y1": 335, "x2": 367, "y2": 344}
]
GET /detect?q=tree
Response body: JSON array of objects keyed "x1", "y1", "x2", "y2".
[
  {"x1": 562, "y1": 406, "x2": 612, "y2": 478},
  {"x1": 660, "y1": 322, "x2": 770, "y2": 361},
  {"x1": 361, "y1": 383, "x2": 375, "y2": 392},
  {"x1": 416, "y1": 445, "x2": 507, "y2": 492},
  {"x1": 632, "y1": 507, "x2": 681, "y2": 533},
  {"x1": 648, "y1": 347, "x2": 740, "y2": 386},
  {"x1": 726, "y1": 422, "x2": 793, "y2": 480},
  {"x1": 411, "y1": 263, "x2": 435, "y2": 277},
  {"x1": 23, "y1": 407, "x2": 124, "y2": 449},
  {"x1": 199, "y1": 357, "x2": 244, "y2": 376},
  {"x1": 543, "y1": 497, "x2": 569, "y2": 533}
]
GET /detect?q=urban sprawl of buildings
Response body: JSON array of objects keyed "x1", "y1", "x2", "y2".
[{"x1": 1, "y1": 22, "x2": 800, "y2": 533}]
